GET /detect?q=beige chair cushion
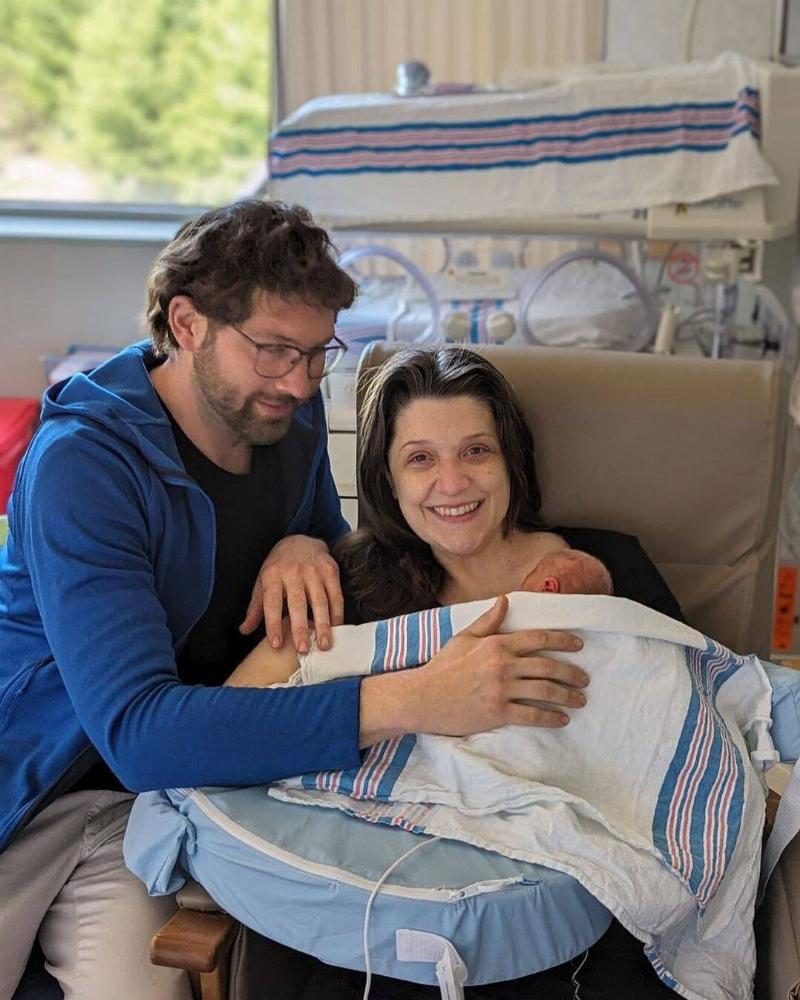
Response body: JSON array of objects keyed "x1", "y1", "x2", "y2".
[{"x1": 358, "y1": 344, "x2": 787, "y2": 657}]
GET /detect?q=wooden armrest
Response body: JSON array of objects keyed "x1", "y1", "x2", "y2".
[{"x1": 151, "y1": 907, "x2": 237, "y2": 973}]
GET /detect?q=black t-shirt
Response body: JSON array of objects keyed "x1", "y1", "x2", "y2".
[{"x1": 170, "y1": 416, "x2": 288, "y2": 685}]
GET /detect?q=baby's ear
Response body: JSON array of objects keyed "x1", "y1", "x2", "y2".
[{"x1": 543, "y1": 577, "x2": 560, "y2": 593}]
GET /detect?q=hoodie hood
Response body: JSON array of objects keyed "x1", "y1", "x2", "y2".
[{"x1": 42, "y1": 341, "x2": 183, "y2": 476}]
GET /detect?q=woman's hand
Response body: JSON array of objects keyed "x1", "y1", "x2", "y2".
[
  {"x1": 359, "y1": 596, "x2": 589, "y2": 745},
  {"x1": 239, "y1": 535, "x2": 344, "y2": 654}
]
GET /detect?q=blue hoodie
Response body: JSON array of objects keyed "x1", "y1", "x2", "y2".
[{"x1": 0, "y1": 342, "x2": 362, "y2": 852}]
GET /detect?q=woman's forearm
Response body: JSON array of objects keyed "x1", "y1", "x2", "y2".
[{"x1": 225, "y1": 621, "x2": 300, "y2": 687}]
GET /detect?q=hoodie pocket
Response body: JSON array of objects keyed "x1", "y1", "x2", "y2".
[{"x1": 0, "y1": 656, "x2": 51, "y2": 727}]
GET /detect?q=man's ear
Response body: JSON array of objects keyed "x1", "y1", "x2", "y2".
[{"x1": 168, "y1": 295, "x2": 208, "y2": 353}]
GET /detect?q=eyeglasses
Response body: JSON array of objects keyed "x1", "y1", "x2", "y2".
[{"x1": 227, "y1": 323, "x2": 347, "y2": 380}]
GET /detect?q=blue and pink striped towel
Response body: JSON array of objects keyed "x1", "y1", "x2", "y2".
[{"x1": 269, "y1": 52, "x2": 776, "y2": 229}]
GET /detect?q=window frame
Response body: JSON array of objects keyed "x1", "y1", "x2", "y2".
[
  {"x1": 0, "y1": 0, "x2": 277, "y2": 241},
  {"x1": 0, "y1": 200, "x2": 204, "y2": 243}
]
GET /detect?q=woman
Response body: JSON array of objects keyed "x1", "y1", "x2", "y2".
[
  {"x1": 297, "y1": 346, "x2": 682, "y2": 999},
  {"x1": 336, "y1": 345, "x2": 682, "y2": 624}
]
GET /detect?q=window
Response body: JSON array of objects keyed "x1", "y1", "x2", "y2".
[{"x1": 0, "y1": 0, "x2": 270, "y2": 207}]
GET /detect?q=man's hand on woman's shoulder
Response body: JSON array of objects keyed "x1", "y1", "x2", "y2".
[{"x1": 239, "y1": 534, "x2": 344, "y2": 654}]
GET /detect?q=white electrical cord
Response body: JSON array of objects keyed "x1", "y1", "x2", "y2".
[
  {"x1": 362, "y1": 835, "x2": 442, "y2": 1000},
  {"x1": 571, "y1": 949, "x2": 590, "y2": 999}
]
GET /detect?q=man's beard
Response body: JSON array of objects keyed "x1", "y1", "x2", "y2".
[{"x1": 193, "y1": 332, "x2": 301, "y2": 446}]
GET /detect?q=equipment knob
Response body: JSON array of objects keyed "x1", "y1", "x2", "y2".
[
  {"x1": 442, "y1": 311, "x2": 471, "y2": 342},
  {"x1": 487, "y1": 311, "x2": 516, "y2": 343}
]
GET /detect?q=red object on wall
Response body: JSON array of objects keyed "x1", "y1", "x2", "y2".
[
  {"x1": 0, "y1": 398, "x2": 39, "y2": 512},
  {"x1": 773, "y1": 565, "x2": 799, "y2": 652}
]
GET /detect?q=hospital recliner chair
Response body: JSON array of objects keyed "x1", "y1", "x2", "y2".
[{"x1": 150, "y1": 342, "x2": 800, "y2": 1000}]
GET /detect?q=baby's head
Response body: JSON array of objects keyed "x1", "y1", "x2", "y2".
[{"x1": 521, "y1": 549, "x2": 613, "y2": 596}]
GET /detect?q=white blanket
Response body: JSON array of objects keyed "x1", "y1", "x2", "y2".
[
  {"x1": 268, "y1": 52, "x2": 776, "y2": 227},
  {"x1": 271, "y1": 594, "x2": 777, "y2": 1000}
]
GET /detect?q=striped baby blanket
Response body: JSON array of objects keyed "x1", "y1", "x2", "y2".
[{"x1": 272, "y1": 593, "x2": 777, "y2": 999}]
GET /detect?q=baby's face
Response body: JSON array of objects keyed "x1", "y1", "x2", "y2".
[
  {"x1": 521, "y1": 559, "x2": 573, "y2": 594},
  {"x1": 520, "y1": 551, "x2": 612, "y2": 596}
]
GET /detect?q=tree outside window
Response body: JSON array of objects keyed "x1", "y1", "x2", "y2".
[{"x1": 0, "y1": 0, "x2": 270, "y2": 205}]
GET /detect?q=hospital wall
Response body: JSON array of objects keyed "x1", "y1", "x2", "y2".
[
  {"x1": 606, "y1": 0, "x2": 782, "y2": 65},
  {"x1": 0, "y1": 235, "x2": 164, "y2": 398}
]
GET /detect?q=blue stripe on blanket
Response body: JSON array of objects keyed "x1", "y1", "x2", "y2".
[
  {"x1": 370, "y1": 618, "x2": 390, "y2": 673},
  {"x1": 438, "y1": 606, "x2": 453, "y2": 647},
  {"x1": 270, "y1": 119, "x2": 759, "y2": 160},
  {"x1": 651, "y1": 637, "x2": 746, "y2": 910},
  {"x1": 299, "y1": 734, "x2": 418, "y2": 800},
  {"x1": 406, "y1": 613, "x2": 421, "y2": 667},
  {"x1": 470, "y1": 303, "x2": 480, "y2": 344},
  {"x1": 270, "y1": 87, "x2": 760, "y2": 179},
  {"x1": 373, "y1": 735, "x2": 418, "y2": 801},
  {"x1": 271, "y1": 90, "x2": 759, "y2": 139},
  {"x1": 270, "y1": 128, "x2": 758, "y2": 180},
  {"x1": 644, "y1": 948, "x2": 679, "y2": 990},
  {"x1": 370, "y1": 607, "x2": 454, "y2": 673}
]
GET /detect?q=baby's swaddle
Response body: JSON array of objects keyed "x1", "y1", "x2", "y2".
[{"x1": 271, "y1": 594, "x2": 776, "y2": 1000}]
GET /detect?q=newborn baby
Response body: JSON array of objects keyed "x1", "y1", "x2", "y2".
[
  {"x1": 228, "y1": 549, "x2": 612, "y2": 689},
  {"x1": 521, "y1": 548, "x2": 613, "y2": 596}
]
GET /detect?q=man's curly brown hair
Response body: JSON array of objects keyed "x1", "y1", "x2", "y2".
[{"x1": 146, "y1": 200, "x2": 357, "y2": 356}]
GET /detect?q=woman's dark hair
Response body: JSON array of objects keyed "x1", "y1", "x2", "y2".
[
  {"x1": 335, "y1": 346, "x2": 546, "y2": 620},
  {"x1": 146, "y1": 199, "x2": 357, "y2": 355}
]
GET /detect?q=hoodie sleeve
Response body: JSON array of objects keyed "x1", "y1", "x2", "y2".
[{"x1": 17, "y1": 428, "x2": 363, "y2": 792}]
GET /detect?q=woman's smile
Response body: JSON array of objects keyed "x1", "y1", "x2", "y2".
[{"x1": 428, "y1": 499, "x2": 484, "y2": 521}]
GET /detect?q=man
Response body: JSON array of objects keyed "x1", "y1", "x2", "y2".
[{"x1": 0, "y1": 200, "x2": 585, "y2": 999}]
